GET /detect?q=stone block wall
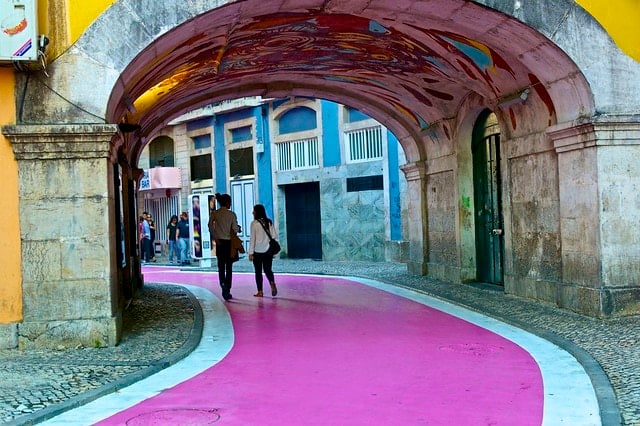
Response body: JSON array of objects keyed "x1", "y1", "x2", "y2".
[
  {"x1": 274, "y1": 160, "x2": 390, "y2": 262},
  {"x1": 426, "y1": 170, "x2": 459, "y2": 281},
  {"x1": 506, "y1": 148, "x2": 562, "y2": 303},
  {"x1": 320, "y1": 161, "x2": 388, "y2": 262},
  {"x1": 3, "y1": 124, "x2": 122, "y2": 348},
  {"x1": 598, "y1": 145, "x2": 640, "y2": 288}
]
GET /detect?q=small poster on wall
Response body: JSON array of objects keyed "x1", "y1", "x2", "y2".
[{"x1": 188, "y1": 193, "x2": 213, "y2": 261}]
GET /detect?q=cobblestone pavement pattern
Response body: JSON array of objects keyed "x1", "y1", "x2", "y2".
[
  {"x1": 0, "y1": 285, "x2": 197, "y2": 425},
  {"x1": 1, "y1": 260, "x2": 639, "y2": 425}
]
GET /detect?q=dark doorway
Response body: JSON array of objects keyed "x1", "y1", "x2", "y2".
[
  {"x1": 285, "y1": 182, "x2": 322, "y2": 259},
  {"x1": 472, "y1": 111, "x2": 504, "y2": 285}
]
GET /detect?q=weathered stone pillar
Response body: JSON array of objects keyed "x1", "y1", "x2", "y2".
[
  {"x1": 401, "y1": 161, "x2": 429, "y2": 275},
  {"x1": 549, "y1": 116, "x2": 640, "y2": 317},
  {"x1": 2, "y1": 124, "x2": 121, "y2": 347}
]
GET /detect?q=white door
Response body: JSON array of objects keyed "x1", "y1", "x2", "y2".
[{"x1": 231, "y1": 179, "x2": 254, "y2": 252}]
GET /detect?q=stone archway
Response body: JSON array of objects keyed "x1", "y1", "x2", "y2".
[
  {"x1": 6, "y1": 0, "x2": 640, "y2": 347},
  {"x1": 17, "y1": 1, "x2": 607, "y2": 149}
]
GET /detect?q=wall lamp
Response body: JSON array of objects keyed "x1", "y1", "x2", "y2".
[{"x1": 497, "y1": 88, "x2": 530, "y2": 108}]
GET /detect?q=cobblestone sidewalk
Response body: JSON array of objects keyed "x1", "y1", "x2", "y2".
[{"x1": 0, "y1": 284, "x2": 200, "y2": 425}]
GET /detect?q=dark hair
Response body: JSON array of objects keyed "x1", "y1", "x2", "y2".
[
  {"x1": 170, "y1": 215, "x2": 178, "y2": 222},
  {"x1": 217, "y1": 193, "x2": 231, "y2": 207},
  {"x1": 253, "y1": 204, "x2": 272, "y2": 225}
]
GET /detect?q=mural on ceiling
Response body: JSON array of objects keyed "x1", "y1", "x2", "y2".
[
  {"x1": 213, "y1": 13, "x2": 517, "y2": 130},
  {"x1": 133, "y1": 12, "x2": 555, "y2": 133}
]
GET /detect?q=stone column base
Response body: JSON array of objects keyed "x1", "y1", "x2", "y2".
[
  {"x1": 0, "y1": 323, "x2": 18, "y2": 349},
  {"x1": 558, "y1": 285, "x2": 640, "y2": 318},
  {"x1": 507, "y1": 275, "x2": 640, "y2": 318},
  {"x1": 385, "y1": 240, "x2": 409, "y2": 262},
  {"x1": 407, "y1": 261, "x2": 428, "y2": 275},
  {"x1": 17, "y1": 314, "x2": 122, "y2": 349},
  {"x1": 427, "y1": 263, "x2": 462, "y2": 283},
  {"x1": 401, "y1": 162, "x2": 429, "y2": 277}
]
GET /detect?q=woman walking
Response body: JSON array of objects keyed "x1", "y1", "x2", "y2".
[{"x1": 248, "y1": 204, "x2": 278, "y2": 297}]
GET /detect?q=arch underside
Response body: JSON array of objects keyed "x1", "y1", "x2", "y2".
[{"x1": 25, "y1": 0, "x2": 599, "y2": 162}]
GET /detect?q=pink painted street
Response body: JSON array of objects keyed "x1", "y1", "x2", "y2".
[{"x1": 42, "y1": 266, "x2": 600, "y2": 425}]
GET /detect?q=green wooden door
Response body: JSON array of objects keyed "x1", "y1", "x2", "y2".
[{"x1": 472, "y1": 112, "x2": 504, "y2": 285}]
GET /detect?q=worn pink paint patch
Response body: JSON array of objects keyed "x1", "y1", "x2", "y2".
[{"x1": 97, "y1": 272, "x2": 543, "y2": 425}]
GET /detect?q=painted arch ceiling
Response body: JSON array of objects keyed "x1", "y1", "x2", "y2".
[{"x1": 103, "y1": 1, "x2": 591, "y2": 157}]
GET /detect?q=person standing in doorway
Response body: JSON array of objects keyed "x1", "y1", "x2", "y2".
[
  {"x1": 176, "y1": 211, "x2": 191, "y2": 265},
  {"x1": 248, "y1": 204, "x2": 278, "y2": 297},
  {"x1": 209, "y1": 193, "x2": 239, "y2": 301},
  {"x1": 166, "y1": 214, "x2": 179, "y2": 264}
]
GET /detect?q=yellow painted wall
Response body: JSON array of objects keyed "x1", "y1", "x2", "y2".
[
  {"x1": 577, "y1": 0, "x2": 640, "y2": 61},
  {"x1": 66, "y1": 0, "x2": 115, "y2": 45},
  {"x1": 0, "y1": 69, "x2": 22, "y2": 323},
  {"x1": 36, "y1": 0, "x2": 114, "y2": 60}
]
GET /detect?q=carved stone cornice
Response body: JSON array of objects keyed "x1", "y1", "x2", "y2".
[
  {"x1": 548, "y1": 116, "x2": 640, "y2": 153},
  {"x1": 2, "y1": 124, "x2": 118, "y2": 161},
  {"x1": 400, "y1": 161, "x2": 427, "y2": 182}
]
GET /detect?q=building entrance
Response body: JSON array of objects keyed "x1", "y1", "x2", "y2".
[
  {"x1": 472, "y1": 111, "x2": 504, "y2": 285},
  {"x1": 231, "y1": 179, "x2": 255, "y2": 252},
  {"x1": 285, "y1": 182, "x2": 322, "y2": 259}
]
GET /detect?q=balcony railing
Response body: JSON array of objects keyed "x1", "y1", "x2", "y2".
[
  {"x1": 275, "y1": 137, "x2": 319, "y2": 171},
  {"x1": 345, "y1": 125, "x2": 383, "y2": 163}
]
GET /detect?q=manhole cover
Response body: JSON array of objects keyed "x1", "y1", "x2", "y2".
[
  {"x1": 439, "y1": 343, "x2": 504, "y2": 357},
  {"x1": 126, "y1": 408, "x2": 220, "y2": 425}
]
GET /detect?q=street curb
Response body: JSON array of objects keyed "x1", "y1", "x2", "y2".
[
  {"x1": 388, "y1": 281, "x2": 622, "y2": 426},
  {"x1": 264, "y1": 269, "x2": 621, "y2": 424},
  {"x1": 9, "y1": 287, "x2": 204, "y2": 426}
]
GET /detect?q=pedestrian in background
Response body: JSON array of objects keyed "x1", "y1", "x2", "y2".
[
  {"x1": 166, "y1": 214, "x2": 179, "y2": 264},
  {"x1": 248, "y1": 204, "x2": 278, "y2": 297},
  {"x1": 176, "y1": 211, "x2": 191, "y2": 265},
  {"x1": 140, "y1": 213, "x2": 151, "y2": 264},
  {"x1": 209, "y1": 193, "x2": 239, "y2": 301},
  {"x1": 148, "y1": 213, "x2": 157, "y2": 262}
]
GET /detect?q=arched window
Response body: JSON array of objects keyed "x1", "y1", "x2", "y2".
[
  {"x1": 278, "y1": 107, "x2": 317, "y2": 134},
  {"x1": 345, "y1": 106, "x2": 369, "y2": 123}
]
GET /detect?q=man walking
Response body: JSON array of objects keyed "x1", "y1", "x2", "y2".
[
  {"x1": 209, "y1": 193, "x2": 240, "y2": 301},
  {"x1": 176, "y1": 211, "x2": 191, "y2": 265}
]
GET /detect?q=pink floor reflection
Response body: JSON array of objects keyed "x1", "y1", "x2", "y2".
[{"x1": 97, "y1": 270, "x2": 543, "y2": 425}]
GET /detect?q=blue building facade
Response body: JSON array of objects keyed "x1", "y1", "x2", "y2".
[{"x1": 140, "y1": 97, "x2": 407, "y2": 262}]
